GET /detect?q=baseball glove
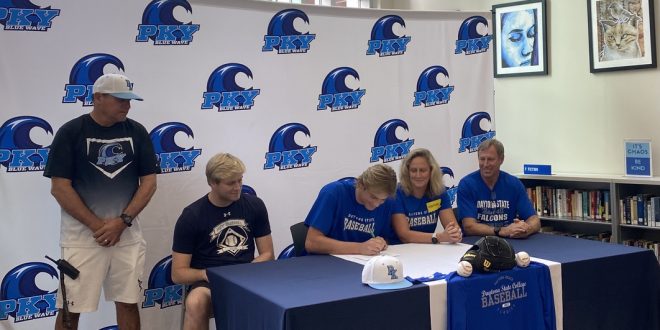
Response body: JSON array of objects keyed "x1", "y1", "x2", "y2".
[{"x1": 460, "y1": 236, "x2": 516, "y2": 273}]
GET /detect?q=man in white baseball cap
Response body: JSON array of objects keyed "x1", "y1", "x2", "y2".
[{"x1": 45, "y1": 72, "x2": 157, "y2": 329}]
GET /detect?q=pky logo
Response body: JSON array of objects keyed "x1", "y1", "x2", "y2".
[
  {"x1": 366, "y1": 15, "x2": 411, "y2": 57},
  {"x1": 458, "y1": 112, "x2": 496, "y2": 153},
  {"x1": 370, "y1": 119, "x2": 414, "y2": 163},
  {"x1": 0, "y1": 116, "x2": 52, "y2": 172},
  {"x1": 201, "y1": 63, "x2": 260, "y2": 111},
  {"x1": 455, "y1": 16, "x2": 492, "y2": 55},
  {"x1": 262, "y1": 9, "x2": 315, "y2": 54},
  {"x1": 441, "y1": 166, "x2": 458, "y2": 206},
  {"x1": 62, "y1": 53, "x2": 127, "y2": 107},
  {"x1": 0, "y1": 0, "x2": 59, "y2": 31},
  {"x1": 150, "y1": 122, "x2": 201, "y2": 173},
  {"x1": 413, "y1": 66, "x2": 454, "y2": 108},
  {"x1": 136, "y1": 0, "x2": 200, "y2": 45},
  {"x1": 0, "y1": 262, "x2": 58, "y2": 322},
  {"x1": 264, "y1": 123, "x2": 317, "y2": 170},
  {"x1": 317, "y1": 67, "x2": 366, "y2": 111},
  {"x1": 142, "y1": 256, "x2": 183, "y2": 309}
]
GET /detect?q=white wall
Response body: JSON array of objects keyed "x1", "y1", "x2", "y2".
[{"x1": 386, "y1": 0, "x2": 660, "y2": 176}]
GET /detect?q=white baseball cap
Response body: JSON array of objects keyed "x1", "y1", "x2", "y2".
[
  {"x1": 361, "y1": 255, "x2": 413, "y2": 290},
  {"x1": 92, "y1": 73, "x2": 143, "y2": 101}
]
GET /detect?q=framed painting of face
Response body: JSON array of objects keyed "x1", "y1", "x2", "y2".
[
  {"x1": 493, "y1": 0, "x2": 548, "y2": 77},
  {"x1": 588, "y1": 0, "x2": 656, "y2": 72}
]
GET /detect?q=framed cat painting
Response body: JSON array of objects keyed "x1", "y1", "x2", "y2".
[
  {"x1": 588, "y1": 0, "x2": 657, "y2": 72},
  {"x1": 492, "y1": 0, "x2": 548, "y2": 78}
]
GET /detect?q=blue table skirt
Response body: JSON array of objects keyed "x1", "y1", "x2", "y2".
[{"x1": 208, "y1": 255, "x2": 431, "y2": 330}]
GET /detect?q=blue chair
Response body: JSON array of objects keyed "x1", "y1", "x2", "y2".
[{"x1": 278, "y1": 244, "x2": 296, "y2": 259}]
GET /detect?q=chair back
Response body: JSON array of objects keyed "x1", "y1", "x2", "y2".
[{"x1": 290, "y1": 222, "x2": 308, "y2": 257}]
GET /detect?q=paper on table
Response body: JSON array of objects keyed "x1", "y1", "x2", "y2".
[{"x1": 334, "y1": 251, "x2": 401, "y2": 263}]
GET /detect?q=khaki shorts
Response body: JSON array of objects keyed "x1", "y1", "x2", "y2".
[{"x1": 56, "y1": 240, "x2": 146, "y2": 313}]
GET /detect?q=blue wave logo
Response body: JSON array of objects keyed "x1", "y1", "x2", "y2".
[
  {"x1": 0, "y1": 262, "x2": 58, "y2": 322},
  {"x1": 97, "y1": 143, "x2": 125, "y2": 166},
  {"x1": 149, "y1": 122, "x2": 202, "y2": 174},
  {"x1": 441, "y1": 166, "x2": 458, "y2": 206},
  {"x1": 242, "y1": 185, "x2": 257, "y2": 196},
  {"x1": 99, "y1": 326, "x2": 118, "y2": 330},
  {"x1": 413, "y1": 66, "x2": 455, "y2": 108},
  {"x1": 0, "y1": 0, "x2": 59, "y2": 31},
  {"x1": 0, "y1": 116, "x2": 52, "y2": 172},
  {"x1": 62, "y1": 53, "x2": 126, "y2": 106},
  {"x1": 458, "y1": 112, "x2": 496, "y2": 153},
  {"x1": 317, "y1": 67, "x2": 366, "y2": 111},
  {"x1": 264, "y1": 123, "x2": 317, "y2": 170},
  {"x1": 262, "y1": 9, "x2": 315, "y2": 54},
  {"x1": 136, "y1": 0, "x2": 200, "y2": 45},
  {"x1": 370, "y1": 119, "x2": 414, "y2": 163},
  {"x1": 201, "y1": 63, "x2": 260, "y2": 111},
  {"x1": 366, "y1": 15, "x2": 411, "y2": 57},
  {"x1": 142, "y1": 256, "x2": 183, "y2": 309},
  {"x1": 454, "y1": 16, "x2": 492, "y2": 55}
]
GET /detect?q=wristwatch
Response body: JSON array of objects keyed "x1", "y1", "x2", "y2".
[
  {"x1": 431, "y1": 234, "x2": 438, "y2": 244},
  {"x1": 120, "y1": 213, "x2": 134, "y2": 227},
  {"x1": 493, "y1": 227, "x2": 500, "y2": 237}
]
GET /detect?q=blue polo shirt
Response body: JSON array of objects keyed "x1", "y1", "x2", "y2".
[{"x1": 457, "y1": 170, "x2": 535, "y2": 227}]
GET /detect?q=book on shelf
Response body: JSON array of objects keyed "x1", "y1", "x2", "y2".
[{"x1": 653, "y1": 196, "x2": 660, "y2": 227}]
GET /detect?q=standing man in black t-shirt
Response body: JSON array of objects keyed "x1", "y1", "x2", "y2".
[
  {"x1": 172, "y1": 153, "x2": 274, "y2": 330},
  {"x1": 44, "y1": 73, "x2": 158, "y2": 330}
]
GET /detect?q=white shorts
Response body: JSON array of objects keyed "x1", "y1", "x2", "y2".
[{"x1": 56, "y1": 240, "x2": 146, "y2": 313}]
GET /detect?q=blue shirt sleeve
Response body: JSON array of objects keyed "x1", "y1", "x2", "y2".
[
  {"x1": 304, "y1": 183, "x2": 339, "y2": 235},
  {"x1": 377, "y1": 198, "x2": 397, "y2": 242},
  {"x1": 457, "y1": 178, "x2": 477, "y2": 221},
  {"x1": 393, "y1": 188, "x2": 406, "y2": 215},
  {"x1": 439, "y1": 190, "x2": 452, "y2": 210}
]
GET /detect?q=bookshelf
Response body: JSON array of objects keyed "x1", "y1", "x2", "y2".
[
  {"x1": 612, "y1": 176, "x2": 660, "y2": 247},
  {"x1": 517, "y1": 173, "x2": 660, "y2": 249}
]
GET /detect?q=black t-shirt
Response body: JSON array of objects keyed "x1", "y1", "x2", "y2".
[
  {"x1": 43, "y1": 114, "x2": 158, "y2": 246},
  {"x1": 172, "y1": 194, "x2": 272, "y2": 269}
]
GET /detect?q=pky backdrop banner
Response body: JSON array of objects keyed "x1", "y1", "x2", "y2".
[{"x1": 0, "y1": 0, "x2": 493, "y2": 328}]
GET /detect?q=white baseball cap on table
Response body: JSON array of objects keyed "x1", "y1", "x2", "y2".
[
  {"x1": 93, "y1": 73, "x2": 143, "y2": 101},
  {"x1": 361, "y1": 255, "x2": 413, "y2": 290}
]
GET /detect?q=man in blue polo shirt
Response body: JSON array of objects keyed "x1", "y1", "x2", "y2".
[{"x1": 457, "y1": 139, "x2": 540, "y2": 238}]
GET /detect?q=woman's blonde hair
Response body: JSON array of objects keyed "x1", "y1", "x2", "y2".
[
  {"x1": 356, "y1": 164, "x2": 397, "y2": 197},
  {"x1": 399, "y1": 148, "x2": 445, "y2": 198},
  {"x1": 205, "y1": 153, "x2": 246, "y2": 184}
]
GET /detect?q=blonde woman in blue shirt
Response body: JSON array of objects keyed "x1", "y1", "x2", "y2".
[{"x1": 392, "y1": 148, "x2": 462, "y2": 244}]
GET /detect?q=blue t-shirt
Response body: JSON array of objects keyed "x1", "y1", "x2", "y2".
[
  {"x1": 457, "y1": 170, "x2": 535, "y2": 228},
  {"x1": 393, "y1": 186, "x2": 452, "y2": 234},
  {"x1": 446, "y1": 262, "x2": 556, "y2": 330},
  {"x1": 304, "y1": 178, "x2": 395, "y2": 243}
]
